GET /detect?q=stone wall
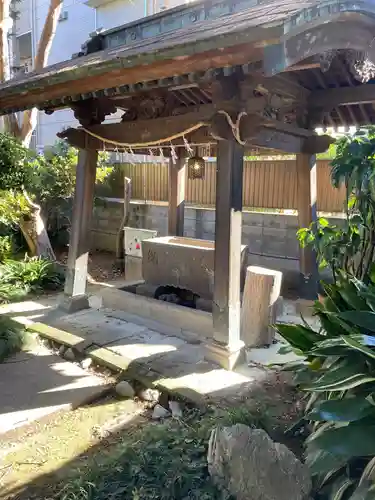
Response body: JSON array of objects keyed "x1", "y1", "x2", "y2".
[
  {"x1": 91, "y1": 198, "x2": 303, "y2": 273},
  {"x1": 91, "y1": 198, "x2": 344, "y2": 274}
]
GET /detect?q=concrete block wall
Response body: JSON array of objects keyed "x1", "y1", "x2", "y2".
[
  {"x1": 90, "y1": 197, "x2": 345, "y2": 275},
  {"x1": 91, "y1": 198, "x2": 302, "y2": 273}
]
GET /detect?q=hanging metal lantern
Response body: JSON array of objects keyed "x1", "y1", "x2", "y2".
[{"x1": 187, "y1": 148, "x2": 205, "y2": 179}]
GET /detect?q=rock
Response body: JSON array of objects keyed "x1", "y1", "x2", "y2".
[
  {"x1": 80, "y1": 358, "x2": 93, "y2": 370},
  {"x1": 49, "y1": 339, "x2": 59, "y2": 350},
  {"x1": 169, "y1": 400, "x2": 183, "y2": 418},
  {"x1": 152, "y1": 404, "x2": 171, "y2": 420},
  {"x1": 63, "y1": 347, "x2": 76, "y2": 361},
  {"x1": 58, "y1": 345, "x2": 67, "y2": 356},
  {"x1": 207, "y1": 424, "x2": 311, "y2": 500},
  {"x1": 115, "y1": 381, "x2": 135, "y2": 399},
  {"x1": 138, "y1": 388, "x2": 160, "y2": 402}
]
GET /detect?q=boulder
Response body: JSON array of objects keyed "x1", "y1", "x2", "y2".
[
  {"x1": 115, "y1": 381, "x2": 135, "y2": 399},
  {"x1": 169, "y1": 400, "x2": 183, "y2": 418},
  {"x1": 208, "y1": 424, "x2": 311, "y2": 500},
  {"x1": 63, "y1": 347, "x2": 76, "y2": 361},
  {"x1": 152, "y1": 404, "x2": 171, "y2": 420},
  {"x1": 58, "y1": 344, "x2": 67, "y2": 356}
]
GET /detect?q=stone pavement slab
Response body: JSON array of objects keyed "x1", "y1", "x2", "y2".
[
  {"x1": 107, "y1": 328, "x2": 186, "y2": 361},
  {"x1": 0, "y1": 291, "x2": 304, "y2": 407},
  {"x1": 0, "y1": 344, "x2": 109, "y2": 435}
]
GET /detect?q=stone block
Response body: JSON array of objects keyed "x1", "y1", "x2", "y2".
[
  {"x1": 245, "y1": 239, "x2": 262, "y2": 255},
  {"x1": 263, "y1": 227, "x2": 288, "y2": 239},
  {"x1": 283, "y1": 214, "x2": 299, "y2": 229},
  {"x1": 148, "y1": 205, "x2": 168, "y2": 219},
  {"x1": 201, "y1": 209, "x2": 215, "y2": 223},
  {"x1": 202, "y1": 220, "x2": 215, "y2": 234},
  {"x1": 262, "y1": 236, "x2": 286, "y2": 257},
  {"x1": 142, "y1": 236, "x2": 247, "y2": 298},
  {"x1": 242, "y1": 212, "x2": 264, "y2": 226},
  {"x1": 100, "y1": 287, "x2": 214, "y2": 339},
  {"x1": 242, "y1": 226, "x2": 263, "y2": 253},
  {"x1": 145, "y1": 217, "x2": 167, "y2": 236},
  {"x1": 285, "y1": 237, "x2": 300, "y2": 259},
  {"x1": 201, "y1": 231, "x2": 215, "y2": 241},
  {"x1": 184, "y1": 228, "x2": 196, "y2": 238},
  {"x1": 262, "y1": 213, "x2": 287, "y2": 229},
  {"x1": 184, "y1": 207, "x2": 196, "y2": 220},
  {"x1": 135, "y1": 283, "x2": 159, "y2": 298},
  {"x1": 184, "y1": 218, "x2": 196, "y2": 232}
]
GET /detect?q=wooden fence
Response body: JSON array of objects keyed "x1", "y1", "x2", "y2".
[{"x1": 119, "y1": 159, "x2": 345, "y2": 212}]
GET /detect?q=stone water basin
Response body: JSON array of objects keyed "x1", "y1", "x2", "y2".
[{"x1": 142, "y1": 236, "x2": 248, "y2": 299}]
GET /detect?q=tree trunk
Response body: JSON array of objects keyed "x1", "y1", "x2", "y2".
[
  {"x1": 20, "y1": 0, "x2": 63, "y2": 145},
  {"x1": 19, "y1": 209, "x2": 56, "y2": 260},
  {"x1": 241, "y1": 266, "x2": 283, "y2": 347},
  {"x1": 0, "y1": 0, "x2": 63, "y2": 259},
  {"x1": 0, "y1": 0, "x2": 11, "y2": 83},
  {"x1": 0, "y1": 0, "x2": 63, "y2": 143},
  {"x1": 20, "y1": 191, "x2": 56, "y2": 260}
]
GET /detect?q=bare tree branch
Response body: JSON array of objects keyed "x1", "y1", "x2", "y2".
[
  {"x1": 20, "y1": 108, "x2": 37, "y2": 147},
  {"x1": 33, "y1": 0, "x2": 63, "y2": 72}
]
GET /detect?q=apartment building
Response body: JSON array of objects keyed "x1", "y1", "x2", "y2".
[{"x1": 13, "y1": 0, "x2": 186, "y2": 148}]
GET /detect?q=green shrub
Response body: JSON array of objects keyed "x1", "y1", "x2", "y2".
[
  {"x1": 0, "y1": 257, "x2": 64, "y2": 301},
  {"x1": 0, "y1": 235, "x2": 13, "y2": 262},
  {"x1": 0, "y1": 317, "x2": 26, "y2": 362},
  {"x1": 276, "y1": 277, "x2": 375, "y2": 499},
  {"x1": 0, "y1": 133, "x2": 32, "y2": 191},
  {"x1": 0, "y1": 283, "x2": 29, "y2": 304},
  {"x1": 298, "y1": 128, "x2": 375, "y2": 282}
]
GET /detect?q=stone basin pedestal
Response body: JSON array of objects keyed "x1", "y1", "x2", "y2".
[{"x1": 142, "y1": 236, "x2": 248, "y2": 299}]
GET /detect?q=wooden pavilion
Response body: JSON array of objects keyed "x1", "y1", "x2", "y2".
[{"x1": 1, "y1": 0, "x2": 375, "y2": 368}]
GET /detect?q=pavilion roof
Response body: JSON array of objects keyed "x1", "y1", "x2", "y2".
[
  {"x1": 0, "y1": 0, "x2": 374, "y2": 133},
  {"x1": 0, "y1": 0, "x2": 371, "y2": 116}
]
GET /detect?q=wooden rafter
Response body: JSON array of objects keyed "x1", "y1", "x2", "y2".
[{"x1": 310, "y1": 84, "x2": 375, "y2": 108}]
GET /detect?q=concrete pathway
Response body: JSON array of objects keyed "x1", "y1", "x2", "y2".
[
  {"x1": 0, "y1": 282, "x2": 308, "y2": 407},
  {"x1": 0, "y1": 343, "x2": 109, "y2": 435},
  {"x1": 1, "y1": 302, "x2": 301, "y2": 408}
]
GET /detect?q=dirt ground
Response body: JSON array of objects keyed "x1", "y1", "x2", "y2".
[{"x1": 56, "y1": 249, "x2": 123, "y2": 283}]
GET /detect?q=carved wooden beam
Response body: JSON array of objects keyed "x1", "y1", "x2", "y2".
[
  {"x1": 59, "y1": 113, "x2": 333, "y2": 155},
  {"x1": 59, "y1": 102, "x2": 269, "y2": 149},
  {"x1": 249, "y1": 129, "x2": 334, "y2": 154},
  {"x1": 252, "y1": 74, "x2": 310, "y2": 102},
  {"x1": 71, "y1": 97, "x2": 117, "y2": 127}
]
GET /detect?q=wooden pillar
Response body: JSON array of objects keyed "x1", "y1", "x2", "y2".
[
  {"x1": 296, "y1": 153, "x2": 318, "y2": 298},
  {"x1": 168, "y1": 155, "x2": 186, "y2": 236},
  {"x1": 204, "y1": 139, "x2": 245, "y2": 370},
  {"x1": 60, "y1": 149, "x2": 98, "y2": 312}
]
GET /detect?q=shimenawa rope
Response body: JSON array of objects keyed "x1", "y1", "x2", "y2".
[{"x1": 81, "y1": 110, "x2": 247, "y2": 149}]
